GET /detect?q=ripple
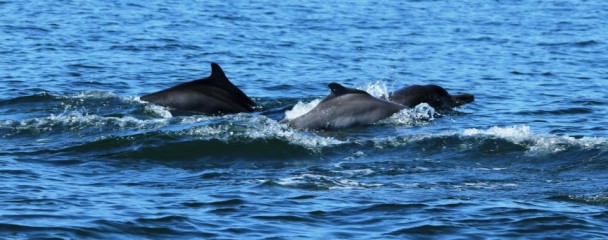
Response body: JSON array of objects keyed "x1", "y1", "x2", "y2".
[
  {"x1": 253, "y1": 215, "x2": 314, "y2": 223},
  {"x1": 387, "y1": 224, "x2": 459, "y2": 236},
  {"x1": 93, "y1": 219, "x2": 218, "y2": 238},
  {"x1": 2, "y1": 0, "x2": 608, "y2": 239},
  {"x1": 550, "y1": 194, "x2": 608, "y2": 205},
  {"x1": 0, "y1": 223, "x2": 100, "y2": 239},
  {"x1": 538, "y1": 40, "x2": 600, "y2": 47},
  {"x1": 360, "y1": 203, "x2": 429, "y2": 212},
  {"x1": 0, "y1": 169, "x2": 39, "y2": 178},
  {"x1": 182, "y1": 199, "x2": 245, "y2": 208},
  {"x1": 517, "y1": 107, "x2": 594, "y2": 115}
]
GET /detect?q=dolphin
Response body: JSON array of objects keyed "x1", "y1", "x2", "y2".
[
  {"x1": 140, "y1": 63, "x2": 255, "y2": 115},
  {"x1": 285, "y1": 83, "x2": 406, "y2": 130},
  {"x1": 388, "y1": 84, "x2": 474, "y2": 109}
]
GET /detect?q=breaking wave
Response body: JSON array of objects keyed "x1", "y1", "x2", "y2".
[{"x1": 1, "y1": 93, "x2": 606, "y2": 163}]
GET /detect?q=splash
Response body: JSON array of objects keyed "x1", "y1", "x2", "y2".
[
  {"x1": 382, "y1": 103, "x2": 436, "y2": 125},
  {"x1": 69, "y1": 91, "x2": 120, "y2": 100},
  {"x1": 361, "y1": 81, "x2": 389, "y2": 99},
  {"x1": 144, "y1": 104, "x2": 173, "y2": 118},
  {"x1": 283, "y1": 81, "x2": 391, "y2": 121},
  {"x1": 368, "y1": 125, "x2": 608, "y2": 154},
  {"x1": 463, "y1": 125, "x2": 533, "y2": 143},
  {"x1": 284, "y1": 99, "x2": 321, "y2": 120},
  {"x1": 462, "y1": 125, "x2": 608, "y2": 153},
  {"x1": 560, "y1": 194, "x2": 608, "y2": 205},
  {"x1": 272, "y1": 173, "x2": 382, "y2": 190},
  {"x1": 1, "y1": 108, "x2": 172, "y2": 136},
  {"x1": 183, "y1": 115, "x2": 345, "y2": 149}
]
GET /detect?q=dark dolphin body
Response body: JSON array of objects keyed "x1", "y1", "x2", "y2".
[
  {"x1": 286, "y1": 83, "x2": 406, "y2": 130},
  {"x1": 140, "y1": 63, "x2": 255, "y2": 115},
  {"x1": 388, "y1": 85, "x2": 474, "y2": 109}
]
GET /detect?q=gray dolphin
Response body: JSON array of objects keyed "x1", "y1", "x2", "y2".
[
  {"x1": 286, "y1": 83, "x2": 406, "y2": 130},
  {"x1": 140, "y1": 63, "x2": 255, "y2": 115},
  {"x1": 388, "y1": 85, "x2": 474, "y2": 109}
]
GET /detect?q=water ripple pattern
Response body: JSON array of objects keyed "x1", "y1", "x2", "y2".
[{"x1": 1, "y1": 0, "x2": 607, "y2": 239}]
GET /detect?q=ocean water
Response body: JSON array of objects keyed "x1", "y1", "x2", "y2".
[{"x1": 1, "y1": 0, "x2": 608, "y2": 239}]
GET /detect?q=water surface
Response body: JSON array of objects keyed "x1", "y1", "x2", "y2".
[{"x1": 1, "y1": 0, "x2": 607, "y2": 239}]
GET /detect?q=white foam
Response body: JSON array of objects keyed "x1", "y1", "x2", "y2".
[
  {"x1": 341, "y1": 151, "x2": 367, "y2": 161},
  {"x1": 284, "y1": 99, "x2": 321, "y2": 120},
  {"x1": 368, "y1": 125, "x2": 608, "y2": 153},
  {"x1": 331, "y1": 168, "x2": 375, "y2": 176},
  {"x1": 144, "y1": 104, "x2": 173, "y2": 118},
  {"x1": 463, "y1": 125, "x2": 532, "y2": 142},
  {"x1": 361, "y1": 81, "x2": 389, "y2": 99},
  {"x1": 4, "y1": 108, "x2": 171, "y2": 134},
  {"x1": 462, "y1": 125, "x2": 608, "y2": 153},
  {"x1": 183, "y1": 124, "x2": 228, "y2": 138},
  {"x1": 183, "y1": 115, "x2": 345, "y2": 149},
  {"x1": 566, "y1": 194, "x2": 608, "y2": 204},
  {"x1": 70, "y1": 91, "x2": 119, "y2": 99},
  {"x1": 382, "y1": 103, "x2": 435, "y2": 125},
  {"x1": 274, "y1": 173, "x2": 382, "y2": 190},
  {"x1": 246, "y1": 116, "x2": 344, "y2": 147},
  {"x1": 453, "y1": 181, "x2": 519, "y2": 190}
]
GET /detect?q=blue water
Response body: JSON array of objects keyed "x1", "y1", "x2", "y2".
[{"x1": 1, "y1": 0, "x2": 608, "y2": 239}]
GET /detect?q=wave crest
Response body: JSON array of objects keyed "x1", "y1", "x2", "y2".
[{"x1": 462, "y1": 125, "x2": 608, "y2": 153}]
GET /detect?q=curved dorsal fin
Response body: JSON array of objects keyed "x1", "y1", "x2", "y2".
[
  {"x1": 204, "y1": 63, "x2": 256, "y2": 107},
  {"x1": 319, "y1": 82, "x2": 370, "y2": 103},
  {"x1": 210, "y1": 62, "x2": 227, "y2": 81},
  {"x1": 328, "y1": 82, "x2": 369, "y2": 96},
  {"x1": 206, "y1": 62, "x2": 231, "y2": 88}
]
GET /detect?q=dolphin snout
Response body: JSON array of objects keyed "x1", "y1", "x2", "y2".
[{"x1": 451, "y1": 94, "x2": 475, "y2": 107}]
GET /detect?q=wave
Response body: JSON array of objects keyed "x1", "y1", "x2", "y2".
[
  {"x1": 460, "y1": 125, "x2": 608, "y2": 153},
  {"x1": 2, "y1": 92, "x2": 607, "y2": 164},
  {"x1": 0, "y1": 108, "x2": 170, "y2": 138},
  {"x1": 102, "y1": 135, "x2": 324, "y2": 161},
  {"x1": 265, "y1": 173, "x2": 383, "y2": 190},
  {"x1": 550, "y1": 194, "x2": 608, "y2": 206},
  {"x1": 517, "y1": 107, "x2": 594, "y2": 115},
  {"x1": 0, "y1": 92, "x2": 57, "y2": 106},
  {"x1": 4, "y1": 111, "x2": 606, "y2": 162},
  {"x1": 24, "y1": 114, "x2": 345, "y2": 161},
  {"x1": 0, "y1": 92, "x2": 173, "y2": 137},
  {"x1": 366, "y1": 125, "x2": 608, "y2": 154},
  {"x1": 537, "y1": 40, "x2": 600, "y2": 47}
]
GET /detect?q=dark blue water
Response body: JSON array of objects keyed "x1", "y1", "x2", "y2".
[{"x1": 2, "y1": 0, "x2": 608, "y2": 239}]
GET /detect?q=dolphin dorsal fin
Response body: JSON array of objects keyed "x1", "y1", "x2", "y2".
[
  {"x1": 204, "y1": 63, "x2": 256, "y2": 107},
  {"x1": 208, "y1": 62, "x2": 230, "y2": 87},
  {"x1": 328, "y1": 82, "x2": 369, "y2": 96}
]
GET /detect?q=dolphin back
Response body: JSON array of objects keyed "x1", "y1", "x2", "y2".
[
  {"x1": 389, "y1": 84, "x2": 474, "y2": 109},
  {"x1": 205, "y1": 63, "x2": 256, "y2": 109},
  {"x1": 288, "y1": 83, "x2": 405, "y2": 130},
  {"x1": 140, "y1": 63, "x2": 256, "y2": 114}
]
